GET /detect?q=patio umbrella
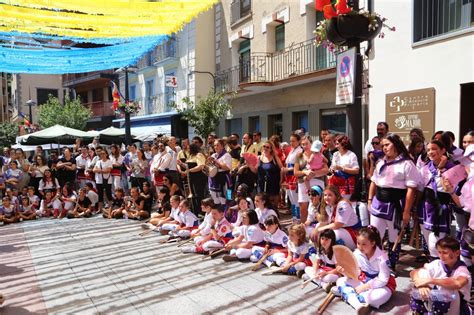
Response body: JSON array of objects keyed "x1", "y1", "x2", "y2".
[
  {"x1": 97, "y1": 127, "x2": 140, "y2": 145},
  {"x1": 19, "y1": 124, "x2": 95, "y2": 145}
]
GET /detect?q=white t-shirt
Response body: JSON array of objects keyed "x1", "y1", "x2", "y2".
[
  {"x1": 178, "y1": 210, "x2": 198, "y2": 228},
  {"x1": 239, "y1": 224, "x2": 265, "y2": 243},
  {"x1": 325, "y1": 200, "x2": 359, "y2": 227},
  {"x1": 87, "y1": 190, "x2": 99, "y2": 206},
  {"x1": 264, "y1": 228, "x2": 288, "y2": 248},
  {"x1": 331, "y1": 150, "x2": 359, "y2": 170},
  {"x1": 212, "y1": 151, "x2": 232, "y2": 172},
  {"x1": 354, "y1": 247, "x2": 391, "y2": 289},
  {"x1": 287, "y1": 240, "x2": 309, "y2": 258},
  {"x1": 94, "y1": 159, "x2": 113, "y2": 184},
  {"x1": 255, "y1": 207, "x2": 278, "y2": 225}
]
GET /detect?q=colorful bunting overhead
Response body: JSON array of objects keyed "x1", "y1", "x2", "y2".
[{"x1": 0, "y1": 0, "x2": 218, "y2": 74}]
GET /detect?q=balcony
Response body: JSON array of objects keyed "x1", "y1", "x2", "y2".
[
  {"x1": 135, "y1": 93, "x2": 174, "y2": 116},
  {"x1": 153, "y1": 38, "x2": 178, "y2": 67},
  {"x1": 231, "y1": 0, "x2": 252, "y2": 25},
  {"x1": 63, "y1": 70, "x2": 117, "y2": 88},
  {"x1": 84, "y1": 101, "x2": 116, "y2": 117},
  {"x1": 215, "y1": 38, "x2": 336, "y2": 94}
]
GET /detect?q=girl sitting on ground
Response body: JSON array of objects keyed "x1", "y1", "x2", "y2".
[
  {"x1": 250, "y1": 215, "x2": 288, "y2": 269},
  {"x1": 18, "y1": 196, "x2": 36, "y2": 221},
  {"x1": 303, "y1": 229, "x2": 339, "y2": 291},
  {"x1": 274, "y1": 223, "x2": 312, "y2": 277},
  {"x1": 223, "y1": 209, "x2": 265, "y2": 261}
]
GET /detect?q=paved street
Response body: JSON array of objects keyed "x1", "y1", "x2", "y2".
[{"x1": 0, "y1": 217, "x2": 417, "y2": 314}]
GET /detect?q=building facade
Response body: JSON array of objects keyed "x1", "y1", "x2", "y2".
[
  {"x1": 62, "y1": 70, "x2": 118, "y2": 130},
  {"x1": 116, "y1": 7, "x2": 216, "y2": 139},
  {"x1": 215, "y1": 0, "x2": 339, "y2": 141},
  {"x1": 0, "y1": 72, "x2": 11, "y2": 123},
  {"x1": 368, "y1": 0, "x2": 473, "y2": 144},
  {"x1": 11, "y1": 74, "x2": 65, "y2": 125}
]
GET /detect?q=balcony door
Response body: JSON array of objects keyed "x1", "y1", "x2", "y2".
[
  {"x1": 239, "y1": 40, "x2": 251, "y2": 83},
  {"x1": 315, "y1": 11, "x2": 331, "y2": 70},
  {"x1": 145, "y1": 79, "x2": 154, "y2": 114}
]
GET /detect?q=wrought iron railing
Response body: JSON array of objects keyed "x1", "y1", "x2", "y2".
[
  {"x1": 215, "y1": 38, "x2": 336, "y2": 93},
  {"x1": 231, "y1": 0, "x2": 252, "y2": 25},
  {"x1": 84, "y1": 101, "x2": 115, "y2": 117}
]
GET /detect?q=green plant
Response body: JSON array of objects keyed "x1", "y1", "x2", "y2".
[
  {"x1": 38, "y1": 95, "x2": 92, "y2": 130},
  {"x1": 0, "y1": 121, "x2": 18, "y2": 148},
  {"x1": 171, "y1": 91, "x2": 233, "y2": 140}
]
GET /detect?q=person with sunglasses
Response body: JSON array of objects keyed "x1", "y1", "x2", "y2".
[
  {"x1": 305, "y1": 185, "x2": 323, "y2": 239},
  {"x1": 248, "y1": 141, "x2": 283, "y2": 210},
  {"x1": 367, "y1": 136, "x2": 384, "y2": 180}
]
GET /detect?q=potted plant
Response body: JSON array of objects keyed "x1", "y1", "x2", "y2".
[
  {"x1": 314, "y1": 0, "x2": 395, "y2": 49},
  {"x1": 116, "y1": 101, "x2": 141, "y2": 114}
]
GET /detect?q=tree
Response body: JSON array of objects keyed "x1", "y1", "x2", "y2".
[
  {"x1": 171, "y1": 91, "x2": 233, "y2": 140},
  {"x1": 0, "y1": 122, "x2": 18, "y2": 148},
  {"x1": 38, "y1": 95, "x2": 92, "y2": 130}
]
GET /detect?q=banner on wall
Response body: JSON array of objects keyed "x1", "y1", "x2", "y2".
[
  {"x1": 335, "y1": 47, "x2": 356, "y2": 105},
  {"x1": 385, "y1": 88, "x2": 436, "y2": 144}
]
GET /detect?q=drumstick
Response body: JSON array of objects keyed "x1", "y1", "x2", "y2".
[
  {"x1": 251, "y1": 250, "x2": 273, "y2": 271},
  {"x1": 177, "y1": 237, "x2": 194, "y2": 247},
  {"x1": 261, "y1": 266, "x2": 285, "y2": 275},
  {"x1": 317, "y1": 292, "x2": 335, "y2": 314},
  {"x1": 209, "y1": 248, "x2": 228, "y2": 258},
  {"x1": 301, "y1": 276, "x2": 318, "y2": 289},
  {"x1": 392, "y1": 224, "x2": 406, "y2": 252}
]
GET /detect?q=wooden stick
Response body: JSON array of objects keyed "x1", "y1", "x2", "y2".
[
  {"x1": 209, "y1": 248, "x2": 228, "y2": 258},
  {"x1": 177, "y1": 238, "x2": 194, "y2": 247},
  {"x1": 159, "y1": 237, "x2": 181, "y2": 244},
  {"x1": 317, "y1": 292, "x2": 335, "y2": 314},
  {"x1": 392, "y1": 225, "x2": 406, "y2": 252},
  {"x1": 301, "y1": 276, "x2": 318, "y2": 289},
  {"x1": 251, "y1": 250, "x2": 273, "y2": 271},
  {"x1": 261, "y1": 266, "x2": 285, "y2": 275}
]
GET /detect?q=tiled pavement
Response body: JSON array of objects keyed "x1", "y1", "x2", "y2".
[{"x1": 0, "y1": 217, "x2": 417, "y2": 314}]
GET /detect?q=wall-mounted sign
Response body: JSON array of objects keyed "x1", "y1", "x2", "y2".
[
  {"x1": 385, "y1": 88, "x2": 435, "y2": 144},
  {"x1": 165, "y1": 75, "x2": 178, "y2": 88},
  {"x1": 336, "y1": 47, "x2": 356, "y2": 105}
]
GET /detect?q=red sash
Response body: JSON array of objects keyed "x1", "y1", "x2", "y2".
[
  {"x1": 154, "y1": 172, "x2": 165, "y2": 186},
  {"x1": 359, "y1": 272, "x2": 397, "y2": 293},
  {"x1": 110, "y1": 168, "x2": 121, "y2": 176},
  {"x1": 328, "y1": 175, "x2": 356, "y2": 196}
]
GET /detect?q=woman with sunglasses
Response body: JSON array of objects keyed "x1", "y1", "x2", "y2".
[
  {"x1": 294, "y1": 136, "x2": 328, "y2": 224},
  {"x1": 249, "y1": 141, "x2": 283, "y2": 210},
  {"x1": 163, "y1": 173, "x2": 182, "y2": 196},
  {"x1": 367, "y1": 136, "x2": 384, "y2": 180}
]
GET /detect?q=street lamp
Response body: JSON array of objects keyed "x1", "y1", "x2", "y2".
[
  {"x1": 26, "y1": 99, "x2": 36, "y2": 123},
  {"x1": 115, "y1": 66, "x2": 138, "y2": 145},
  {"x1": 188, "y1": 70, "x2": 216, "y2": 91}
]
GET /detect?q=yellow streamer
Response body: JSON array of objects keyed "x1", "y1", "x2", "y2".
[{"x1": 0, "y1": 0, "x2": 218, "y2": 38}]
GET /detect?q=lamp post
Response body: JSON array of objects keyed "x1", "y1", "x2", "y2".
[
  {"x1": 115, "y1": 66, "x2": 137, "y2": 145},
  {"x1": 26, "y1": 99, "x2": 36, "y2": 123},
  {"x1": 189, "y1": 70, "x2": 216, "y2": 91}
]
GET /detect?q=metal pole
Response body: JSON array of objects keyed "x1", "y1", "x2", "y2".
[
  {"x1": 124, "y1": 68, "x2": 132, "y2": 145},
  {"x1": 29, "y1": 102, "x2": 33, "y2": 123},
  {"x1": 346, "y1": 0, "x2": 363, "y2": 162}
]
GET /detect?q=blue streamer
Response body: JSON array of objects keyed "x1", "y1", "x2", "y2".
[{"x1": 0, "y1": 35, "x2": 167, "y2": 74}]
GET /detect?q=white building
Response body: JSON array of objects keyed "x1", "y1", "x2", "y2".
[
  {"x1": 369, "y1": 0, "x2": 473, "y2": 144},
  {"x1": 116, "y1": 8, "x2": 216, "y2": 139}
]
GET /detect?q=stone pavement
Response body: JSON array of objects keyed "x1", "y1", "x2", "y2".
[{"x1": 0, "y1": 217, "x2": 417, "y2": 314}]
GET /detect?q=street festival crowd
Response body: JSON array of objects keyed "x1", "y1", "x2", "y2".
[{"x1": 0, "y1": 124, "x2": 473, "y2": 315}]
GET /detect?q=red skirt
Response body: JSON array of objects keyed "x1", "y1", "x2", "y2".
[
  {"x1": 328, "y1": 175, "x2": 356, "y2": 196},
  {"x1": 154, "y1": 172, "x2": 165, "y2": 186}
]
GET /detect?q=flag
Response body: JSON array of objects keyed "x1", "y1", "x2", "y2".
[
  {"x1": 110, "y1": 80, "x2": 122, "y2": 111},
  {"x1": 19, "y1": 112, "x2": 31, "y2": 127}
]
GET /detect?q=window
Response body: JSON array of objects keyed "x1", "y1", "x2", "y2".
[
  {"x1": 145, "y1": 79, "x2": 154, "y2": 114},
  {"x1": 268, "y1": 114, "x2": 283, "y2": 138},
  {"x1": 414, "y1": 0, "x2": 473, "y2": 42},
  {"x1": 316, "y1": 11, "x2": 329, "y2": 70},
  {"x1": 249, "y1": 116, "x2": 260, "y2": 133},
  {"x1": 321, "y1": 109, "x2": 347, "y2": 134},
  {"x1": 164, "y1": 71, "x2": 176, "y2": 111},
  {"x1": 226, "y1": 118, "x2": 243, "y2": 136},
  {"x1": 239, "y1": 40, "x2": 251, "y2": 82},
  {"x1": 129, "y1": 85, "x2": 136, "y2": 101},
  {"x1": 231, "y1": 0, "x2": 252, "y2": 24},
  {"x1": 293, "y1": 111, "x2": 308, "y2": 132},
  {"x1": 36, "y1": 88, "x2": 58, "y2": 106},
  {"x1": 275, "y1": 24, "x2": 285, "y2": 52}
]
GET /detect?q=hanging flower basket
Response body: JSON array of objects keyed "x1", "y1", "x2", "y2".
[
  {"x1": 314, "y1": 0, "x2": 394, "y2": 49},
  {"x1": 116, "y1": 101, "x2": 141, "y2": 114}
]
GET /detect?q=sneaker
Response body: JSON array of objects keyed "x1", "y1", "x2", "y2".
[
  {"x1": 182, "y1": 247, "x2": 196, "y2": 254},
  {"x1": 330, "y1": 286, "x2": 341, "y2": 297},
  {"x1": 222, "y1": 254, "x2": 239, "y2": 262},
  {"x1": 356, "y1": 303, "x2": 370, "y2": 315},
  {"x1": 302, "y1": 274, "x2": 310, "y2": 281}
]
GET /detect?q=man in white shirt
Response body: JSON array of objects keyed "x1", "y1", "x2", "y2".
[{"x1": 151, "y1": 143, "x2": 172, "y2": 194}]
